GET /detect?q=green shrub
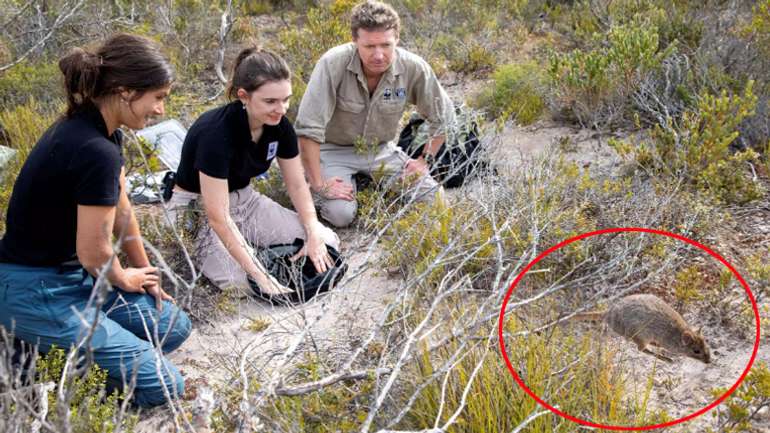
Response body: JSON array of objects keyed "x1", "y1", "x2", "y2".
[
  {"x1": 431, "y1": 35, "x2": 497, "y2": 76},
  {"x1": 673, "y1": 265, "x2": 706, "y2": 305},
  {"x1": 376, "y1": 158, "x2": 610, "y2": 291},
  {"x1": 36, "y1": 346, "x2": 137, "y2": 433},
  {"x1": 163, "y1": 91, "x2": 220, "y2": 125},
  {"x1": 547, "y1": 0, "x2": 702, "y2": 52},
  {"x1": 253, "y1": 165, "x2": 292, "y2": 209},
  {"x1": 239, "y1": 0, "x2": 273, "y2": 15},
  {"x1": 278, "y1": 0, "x2": 356, "y2": 117},
  {"x1": 740, "y1": 0, "x2": 770, "y2": 61},
  {"x1": 709, "y1": 362, "x2": 770, "y2": 433},
  {"x1": 396, "y1": 0, "x2": 520, "y2": 77},
  {"x1": 0, "y1": 60, "x2": 62, "y2": 107},
  {"x1": 548, "y1": 19, "x2": 671, "y2": 127},
  {"x1": 381, "y1": 200, "x2": 502, "y2": 287},
  {"x1": 546, "y1": 0, "x2": 602, "y2": 44},
  {"x1": 610, "y1": 81, "x2": 764, "y2": 204},
  {"x1": 263, "y1": 357, "x2": 374, "y2": 433},
  {"x1": 473, "y1": 61, "x2": 546, "y2": 125},
  {"x1": 0, "y1": 37, "x2": 11, "y2": 65},
  {"x1": 399, "y1": 318, "x2": 664, "y2": 431}
]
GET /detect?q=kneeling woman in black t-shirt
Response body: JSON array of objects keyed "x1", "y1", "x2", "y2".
[
  {"x1": 170, "y1": 48, "x2": 339, "y2": 295},
  {"x1": 0, "y1": 34, "x2": 191, "y2": 407}
]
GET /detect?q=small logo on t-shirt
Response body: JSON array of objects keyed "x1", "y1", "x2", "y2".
[
  {"x1": 395, "y1": 88, "x2": 406, "y2": 100},
  {"x1": 267, "y1": 141, "x2": 278, "y2": 159},
  {"x1": 383, "y1": 88, "x2": 393, "y2": 101}
]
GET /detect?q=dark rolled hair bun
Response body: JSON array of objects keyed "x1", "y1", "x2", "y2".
[
  {"x1": 59, "y1": 33, "x2": 173, "y2": 117},
  {"x1": 59, "y1": 47, "x2": 101, "y2": 111}
]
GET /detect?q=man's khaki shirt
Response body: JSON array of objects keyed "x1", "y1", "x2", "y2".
[{"x1": 295, "y1": 43, "x2": 455, "y2": 147}]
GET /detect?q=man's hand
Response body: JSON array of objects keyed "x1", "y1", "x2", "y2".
[
  {"x1": 402, "y1": 157, "x2": 430, "y2": 179},
  {"x1": 313, "y1": 177, "x2": 355, "y2": 201}
]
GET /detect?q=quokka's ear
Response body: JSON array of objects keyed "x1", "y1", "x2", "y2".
[{"x1": 682, "y1": 331, "x2": 695, "y2": 345}]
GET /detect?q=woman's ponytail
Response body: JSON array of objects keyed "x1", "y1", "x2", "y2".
[
  {"x1": 59, "y1": 48, "x2": 101, "y2": 116},
  {"x1": 57, "y1": 34, "x2": 173, "y2": 117}
]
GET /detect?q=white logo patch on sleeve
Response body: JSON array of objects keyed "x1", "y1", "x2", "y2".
[{"x1": 267, "y1": 141, "x2": 278, "y2": 159}]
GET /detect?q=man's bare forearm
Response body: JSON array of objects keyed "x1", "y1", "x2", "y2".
[
  {"x1": 299, "y1": 136, "x2": 324, "y2": 190},
  {"x1": 422, "y1": 135, "x2": 445, "y2": 158}
]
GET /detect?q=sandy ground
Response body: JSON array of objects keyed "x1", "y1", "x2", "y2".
[
  {"x1": 135, "y1": 230, "x2": 400, "y2": 431},
  {"x1": 571, "y1": 318, "x2": 769, "y2": 432},
  {"x1": 166, "y1": 232, "x2": 397, "y2": 386}
]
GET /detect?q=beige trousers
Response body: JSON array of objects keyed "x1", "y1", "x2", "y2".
[
  {"x1": 166, "y1": 186, "x2": 340, "y2": 291},
  {"x1": 318, "y1": 141, "x2": 442, "y2": 227}
]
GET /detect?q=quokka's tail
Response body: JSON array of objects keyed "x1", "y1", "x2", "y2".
[{"x1": 570, "y1": 311, "x2": 606, "y2": 322}]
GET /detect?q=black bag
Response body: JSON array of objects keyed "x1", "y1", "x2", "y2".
[
  {"x1": 248, "y1": 238, "x2": 347, "y2": 305},
  {"x1": 161, "y1": 170, "x2": 176, "y2": 202},
  {"x1": 396, "y1": 110, "x2": 487, "y2": 188}
]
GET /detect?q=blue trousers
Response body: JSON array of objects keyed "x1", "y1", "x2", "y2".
[{"x1": 0, "y1": 262, "x2": 191, "y2": 407}]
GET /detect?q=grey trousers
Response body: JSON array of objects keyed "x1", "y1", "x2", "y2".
[
  {"x1": 166, "y1": 186, "x2": 339, "y2": 291},
  {"x1": 318, "y1": 141, "x2": 442, "y2": 227}
]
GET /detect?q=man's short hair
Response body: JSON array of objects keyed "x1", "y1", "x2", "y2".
[{"x1": 350, "y1": 1, "x2": 401, "y2": 39}]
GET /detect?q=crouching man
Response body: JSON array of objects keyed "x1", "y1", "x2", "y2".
[{"x1": 294, "y1": 0, "x2": 455, "y2": 228}]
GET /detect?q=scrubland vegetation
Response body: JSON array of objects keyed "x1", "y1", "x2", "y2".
[{"x1": 1, "y1": 0, "x2": 769, "y2": 432}]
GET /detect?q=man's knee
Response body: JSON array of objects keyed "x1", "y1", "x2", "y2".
[
  {"x1": 322, "y1": 199, "x2": 357, "y2": 228},
  {"x1": 411, "y1": 176, "x2": 443, "y2": 204}
]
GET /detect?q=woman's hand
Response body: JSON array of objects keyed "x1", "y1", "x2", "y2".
[
  {"x1": 120, "y1": 266, "x2": 160, "y2": 293},
  {"x1": 293, "y1": 225, "x2": 334, "y2": 273},
  {"x1": 251, "y1": 272, "x2": 293, "y2": 295},
  {"x1": 120, "y1": 266, "x2": 175, "y2": 311}
]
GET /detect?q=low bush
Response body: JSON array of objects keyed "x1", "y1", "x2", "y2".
[
  {"x1": 473, "y1": 61, "x2": 546, "y2": 125},
  {"x1": 548, "y1": 19, "x2": 671, "y2": 128},
  {"x1": 0, "y1": 60, "x2": 62, "y2": 107},
  {"x1": 0, "y1": 341, "x2": 137, "y2": 433},
  {"x1": 37, "y1": 347, "x2": 137, "y2": 433},
  {"x1": 709, "y1": 362, "x2": 770, "y2": 433},
  {"x1": 610, "y1": 81, "x2": 765, "y2": 204},
  {"x1": 397, "y1": 318, "x2": 664, "y2": 432},
  {"x1": 278, "y1": 0, "x2": 356, "y2": 118},
  {"x1": 430, "y1": 35, "x2": 498, "y2": 76},
  {"x1": 262, "y1": 357, "x2": 374, "y2": 432}
]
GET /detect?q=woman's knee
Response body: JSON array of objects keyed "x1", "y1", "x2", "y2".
[
  {"x1": 160, "y1": 304, "x2": 191, "y2": 352},
  {"x1": 132, "y1": 357, "x2": 185, "y2": 408},
  {"x1": 320, "y1": 225, "x2": 341, "y2": 250}
]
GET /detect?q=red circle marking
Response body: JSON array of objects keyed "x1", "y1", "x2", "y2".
[{"x1": 497, "y1": 227, "x2": 761, "y2": 430}]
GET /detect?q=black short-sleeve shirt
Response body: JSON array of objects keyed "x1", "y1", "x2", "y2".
[
  {"x1": 175, "y1": 101, "x2": 300, "y2": 193},
  {"x1": 0, "y1": 107, "x2": 124, "y2": 266}
]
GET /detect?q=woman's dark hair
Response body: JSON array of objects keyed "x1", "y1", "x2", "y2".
[
  {"x1": 58, "y1": 33, "x2": 174, "y2": 117},
  {"x1": 226, "y1": 47, "x2": 291, "y2": 100}
]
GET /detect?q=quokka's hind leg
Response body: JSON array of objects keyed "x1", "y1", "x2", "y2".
[{"x1": 635, "y1": 338, "x2": 674, "y2": 363}]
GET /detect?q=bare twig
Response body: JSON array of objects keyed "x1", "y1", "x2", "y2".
[{"x1": 0, "y1": 0, "x2": 86, "y2": 72}]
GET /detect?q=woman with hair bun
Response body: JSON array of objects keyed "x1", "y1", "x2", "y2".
[
  {"x1": 170, "y1": 47, "x2": 339, "y2": 296},
  {"x1": 0, "y1": 33, "x2": 191, "y2": 407}
]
